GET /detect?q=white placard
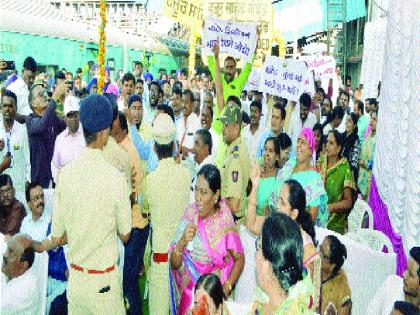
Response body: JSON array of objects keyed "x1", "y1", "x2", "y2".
[
  {"x1": 259, "y1": 56, "x2": 310, "y2": 102},
  {"x1": 244, "y1": 68, "x2": 261, "y2": 91},
  {"x1": 302, "y1": 55, "x2": 336, "y2": 80},
  {"x1": 202, "y1": 16, "x2": 258, "y2": 64}
]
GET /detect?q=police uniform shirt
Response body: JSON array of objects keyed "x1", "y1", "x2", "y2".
[
  {"x1": 220, "y1": 137, "x2": 250, "y2": 219},
  {"x1": 52, "y1": 148, "x2": 132, "y2": 270}
]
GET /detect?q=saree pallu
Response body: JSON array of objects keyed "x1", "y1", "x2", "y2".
[
  {"x1": 318, "y1": 157, "x2": 356, "y2": 234},
  {"x1": 358, "y1": 134, "x2": 376, "y2": 199},
  {"x1": 170, "y1": 199, "x2": 244, "y2": 315}
]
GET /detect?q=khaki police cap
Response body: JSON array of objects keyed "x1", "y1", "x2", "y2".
[{"x1": 152, "y1": 113, "x2": 176, "y2": 145}]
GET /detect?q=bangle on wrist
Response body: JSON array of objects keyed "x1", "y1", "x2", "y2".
[
  {"x1": 174, "y1": 247, "x2": 183, "y2": 256},
  {"x1": 225, "y1": 280, "x2": 232, "y2": 292}
]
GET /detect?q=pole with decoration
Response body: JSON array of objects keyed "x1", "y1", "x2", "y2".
[{"x1": 97, "y1": 0, "x2": 107, "y2": 94}]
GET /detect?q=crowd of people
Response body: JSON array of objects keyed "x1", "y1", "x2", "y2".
[{"x1": 0, "y1": 41, "x2": 418, "y2": 315}]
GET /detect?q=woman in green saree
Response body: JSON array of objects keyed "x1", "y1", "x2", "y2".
[
  {"x1": 317, "y1": 130, "x2": 356, "y2": 234},
  {"x1": 358, "y1": 111, "x2": 378, "y2": 200}
]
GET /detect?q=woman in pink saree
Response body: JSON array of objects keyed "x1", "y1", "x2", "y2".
[{"x1": 169, "y1": 164, "x2": 245, "y2": 315}]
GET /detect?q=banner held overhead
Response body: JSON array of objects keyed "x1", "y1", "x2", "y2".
[{"x1": 204, "y1": 0, "x2": 273, "y2": 67}]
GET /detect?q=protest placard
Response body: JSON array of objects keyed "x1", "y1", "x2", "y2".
[
  {"x1": 202, "y1": 17, "x2": 258, "y2": 64},
  {"x1": 259, "y1": 56, "x2": 311, "y2": 102},
  {"x1": 163, "y1": 0, "x2": 204, "y2": 34},
  {"x1": 302, "y1": 55, "x2": 335, "y2": 80},
  {"x1": 244, "y1": 68, "x2": 261, "y2": 91},
  {"x1": 204, "y1": 0, "x2": 273, "y2": 67}
]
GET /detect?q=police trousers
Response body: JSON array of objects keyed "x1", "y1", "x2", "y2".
[
  {"x1": 67, "y1": 267, "x2": 125, "y2": 315},
  {"x1": 148, "y1": 259, "x2": 170, "y2": 315}
]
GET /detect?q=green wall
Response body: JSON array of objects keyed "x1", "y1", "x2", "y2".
[{"x1": 0, "y1": 31, "x2": 185, "y2": 80}]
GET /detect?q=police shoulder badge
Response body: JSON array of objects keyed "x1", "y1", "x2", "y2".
[{"x1": 232, "y1": 171, "x2": 238, "y2": 182}]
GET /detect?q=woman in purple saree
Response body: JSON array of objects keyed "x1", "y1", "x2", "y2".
[{"x1": 169, "y1": 164, "x2": 245, "y2": 315}]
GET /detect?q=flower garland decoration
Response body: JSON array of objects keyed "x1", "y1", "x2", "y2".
[
  {"x1": 97, "y1": 0, "x2": 107, "y2": 94},
  {"x1": 188, "y1": 32, "x2": 198, "y2": 77}
]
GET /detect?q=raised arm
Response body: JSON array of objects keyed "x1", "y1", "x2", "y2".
[
  {"x1": 245, "y1": 163, "x2": 265, "y2": 235},
  {"x1": 212, "y1": 41, "x2": 225, "y2": 113}
]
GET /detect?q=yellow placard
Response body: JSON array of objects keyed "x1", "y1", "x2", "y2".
[
  {"x1": 163, "y1": 0, "x2": 204, "y2": 35},
  {"x1": 204, "y1": 0, "x2": 274, "y2": 67}
]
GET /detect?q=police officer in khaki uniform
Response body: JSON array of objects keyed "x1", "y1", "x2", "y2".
[
  {"x1": 219, "y1": 104, "x2": 250, "y2": 223},
  {"x1": 32, "y1": 94, "x2": 132, "y2": 315},
  {"x1": 141, "y1": 113, "x2": 191, "y2": 315}
]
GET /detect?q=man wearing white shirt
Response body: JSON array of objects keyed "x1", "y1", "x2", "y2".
[
  {"x1": 242, "y1": 101, "x2": 265, "y2": 162},
  {"x1": 0, "y1": 90, "x2": 31, "y2": 204},
  {"x1": 20, "y1": 183, "x2": 49, "y2": 242},
  {"x1": 171, "y1": 87, "x2": 185, "y2": 145},
  {"x1": 320, "y1": 97, "x2": 333, "y2": 126},
  {"x1": 117, "y1": 72, "x2": 135, "y2": 111},
  {"x1": 336, "y1": 91, "x2": 350, "y2": 133},
  {"x1": 201, "y1": 91, "x2": 214, "y2": 112},
  {"x1": 288, "y1": 93, "x2": 317, "y2": 148},
  {"x1": 252, "y1": 91, "x2": 269, "y2": 128},
  {"x1": 200, "y1": 105, "x2": 219, "y2": 158},
  {"x1": 323, "y1": 106, "x2": 345, "y2": 136},
  {"x1": 7, "y1": 57, "x2": 37, "y2": 122},
  {"x1": 367, "y1": 247, "x2": 420, "y2": 315},
  {"x1": 189, "y1": 129, "x2": 214, "y2": 202},
  {"x1": 143, "y1": 81, "x2": 160, "y2": 125},
  {"x1": 179, "y1": 89, "x2": 201, "y2": 153},
  {"x1": 1, "y1": 233, "x2": 38, "y2": 314}
]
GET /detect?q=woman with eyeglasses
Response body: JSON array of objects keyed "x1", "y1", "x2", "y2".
[
  {"x1": 227, "y1": 213, "x2": 315, "y2": 314},
  {"x1": 319, "y1": 235, "x2": 352, "y2": 315}
]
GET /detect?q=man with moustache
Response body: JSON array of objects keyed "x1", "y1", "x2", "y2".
[
  {"x1": 320, "y1": 96, "x2": 333, "y2": 126},
  {"x1": 0, "y1": 90, "x2": 31, "y2": 204},
  {"x1": 0, "y1": 174, "x2": 26, "y2": 236},
  {"x1": 51, "y1": 95, "x2": 85, "y2": 184},
  {"x1": 117, "y1": 72, "x2": 135, "y2": 111},
  {"x1": 242, "y1": 101, "x2": 264, "y2": 161},
  {"x1": 20, "y1": 183, "x2": 49, "y2": 241},
  {"x1": 219, "y1": 104, "x2": 250, "y2": 223},
  {"x1": 1, "y1": 233, "x2": 37, "y2": 314},
  {"x1": 288, "y1": 92, "x2": 317, "y2": 148},
  {"x1": 7, "y1": 57, "x2": 37, "y2": 122},
  {"x1": 200, "y1": 105, "x2": 219, "y2": 157},
  {"x1": 143, "y1": 81, "x2": 161, "y2": 124},
  {"x1": 368, "y1": 247, "x2": 420, "y2": 315}
]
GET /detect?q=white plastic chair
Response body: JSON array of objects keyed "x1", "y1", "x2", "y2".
[
  {"x1": 347, "y1": 199, "x2": 374, "y2": 232},
  {"x1": 346, "y1": 230, "x2": 394, "y2": 253}
]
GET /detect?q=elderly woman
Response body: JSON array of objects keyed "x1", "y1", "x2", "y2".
[
  {"x1": 228, "y1": 213, "x2": 315, "y2": 314},
  {"x1": 170, "y1": 164, "x2": 244, "y2": 315},
  {"x1": 320, "y1": 235, "x2": 352, "y2": 315},
  {"x1": 317, "y1": 131, "x2": 356, "y2": 234},
  {"x1": 358, "y1": 111, "x2": 378, "y2": 200},
  {"x1": 275, "y1": 128, "x2": 329, "y2": 227}
]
